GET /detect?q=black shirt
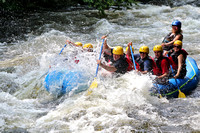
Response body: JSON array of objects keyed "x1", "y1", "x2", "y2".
[
  {"x1": 104, "y1": 49, "x2": 114, "y2": 63},
  {"x1": 113, "y1": 56, "x2": 129, "y2": 74}
]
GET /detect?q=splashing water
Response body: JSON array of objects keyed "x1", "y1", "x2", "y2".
[{"x1": 0, "y1": 2, "x2": 200, "y2": 132}]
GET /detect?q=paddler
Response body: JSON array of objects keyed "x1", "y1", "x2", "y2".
[
  {"x1": 134, "y1": 46, "x2": 153, "y2": 74},
  {"x1": 152, "y1": 45, "x2": 170, "y2": 84},
  {"x1": 168, "y1": 40, "x2": 188, "y2": 79},
  {"x1": 161, "y1": 20, "x2": 183, "y2": 55},
  {"x1": 97, "y1": 46, "x2": 128, "y2": 74}
]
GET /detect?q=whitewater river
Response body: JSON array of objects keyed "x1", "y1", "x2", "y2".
[{"x1": 0, "y1": 2, "x2": 200, "y2": 133}]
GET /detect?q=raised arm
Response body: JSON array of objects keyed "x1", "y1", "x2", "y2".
[
  {"x1": 162, "y1": 34, "x2": 183, "y2": 48},
  {"x1": 174, "y1": 54, "x2": 184, "y2": 78},
  {"x1": 126, "y1": 42, "x2": 132, "y2": 58},
  {"x1": 66, "y1": 40, "x2": 82, "y2": 47},
  {"x1": 101, "y1": 35, "x2": 111, "y2": 52}
]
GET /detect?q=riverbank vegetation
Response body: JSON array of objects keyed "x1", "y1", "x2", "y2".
[{"x1": 0, "y1": 0, "x2": 137, "y2": 16}]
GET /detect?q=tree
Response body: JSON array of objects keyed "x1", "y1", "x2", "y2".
[
  {"x1": 0, "y1": 0, "x2": 137, "y2": 15},
  {"x1": 83, "y1": 0, "x2": 137, "y2": 17}
]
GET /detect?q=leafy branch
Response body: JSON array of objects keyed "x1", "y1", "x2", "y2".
[{"x1": 83, "y1": 0, "x2": 137, "y2": 17}]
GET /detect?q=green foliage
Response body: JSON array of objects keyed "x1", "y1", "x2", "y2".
[
  {"x1": 83, "y1": 0, "x2": 137, "y2": 17},
  {"x1": 0, "y1": 0, "x2": 137, "y2": 15}
]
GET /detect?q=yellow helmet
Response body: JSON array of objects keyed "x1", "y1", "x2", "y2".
[
  {"x1": 126, "y1": 46, "x2": 134, "y2": 53},
  {"x1": 153, "y1": 45, "x2": 163, "y2": 52},
  {"x1": 75, "y1": 42, "x2": 82, "y2": 47},
  {"x1": 83, "y1": 43, "x2": 93, "y2": 49},
  {"x1": 139, "y1": 46, "x2": 149, "y2": 54},
  {"x1": 113, "y1": 46, "x2": 124, "y2": 55},
  {"x1": 174, "y1": 40, "x2": 182, "y2": 47}
]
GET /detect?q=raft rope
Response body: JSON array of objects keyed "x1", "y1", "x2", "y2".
[{"x1": 166, "y1": 58, "x2": 197, "y2": 96}]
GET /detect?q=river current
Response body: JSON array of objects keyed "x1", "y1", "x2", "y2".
[{"x1": 0, "y1": 2, "x2": 200, "y2": 133}]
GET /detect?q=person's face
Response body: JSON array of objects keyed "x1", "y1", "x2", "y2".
[
  {"x1": 173, "y1": 45, "x2": 181, "y2": 52},
  {"x1": 154, "y1": 51, "x2": 162, "y2": 58},
  {"x1": 113, "y1": 54, "x2": 121, "y2": 61},
  {"x1": 172, "y1": 25, "x2": 178, "y2": 32},
  {"x1": 140, "y1": 52, "x2": 147, "y2": 59}
]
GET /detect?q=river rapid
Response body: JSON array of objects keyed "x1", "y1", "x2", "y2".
[{"x1": 0, "y1": 2, "x2": 200, "y2": 133}]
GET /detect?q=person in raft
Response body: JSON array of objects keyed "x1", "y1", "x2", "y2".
[
  {"x1": 134, "y1": 46, "x2": 153, "y2": 74},
  {"x1": 152, "y1": 45, "x2": 170, "y2": 84},
  {"x1": 101, "y1": 35, "x2": 136, "y2": 72},
  {"x1": 65, "y1": 40, "x2": 94, "y2": 64},
  {"x1": 161, "y1": 20, "x2": 183, "y2": 54},
  {"x1": 168, "y1": 40, "x2": 188, "y2": 79},
  {"x1": 97, "y1": 46, "x2": 129, "y2": 75},
  {"x1": 66, "y1": 40, "x2": 93, "y2": 52}
]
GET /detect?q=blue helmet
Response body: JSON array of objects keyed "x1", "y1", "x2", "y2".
[{"x1": 172, "y1": 20, "x2": 181, "y2": 28}]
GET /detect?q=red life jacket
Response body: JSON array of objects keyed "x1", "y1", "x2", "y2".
[
  {"x1": 152, "y1": 56, "x2": 170, "y2": 76},
  {"x1": 126, "y1": 54, "x2": 139, "y2": 71}
]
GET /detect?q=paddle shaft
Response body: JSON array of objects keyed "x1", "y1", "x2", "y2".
[
  {"x1": 130, "y1": 45, "x2": 136, "y2": 70},
  {"x1": 59, "y1": 44, "x2": 67, "y2": 55},
  {"x1": 44, "y1": 44, "x2": 67, "y2": 77},
  {"x1": 95, "y1": 39, "x2": 104, "y2": 77},
  {"x1": 37, "y1": 43, "x2": 68, "y2": 89}
]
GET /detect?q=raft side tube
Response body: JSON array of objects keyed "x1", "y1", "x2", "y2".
[{"x1": 152, "y1": 57, "x2": 199, "y2": 98}]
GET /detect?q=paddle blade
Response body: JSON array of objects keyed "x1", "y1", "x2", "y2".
[
  {"x1": 178, "y1": 90, "x2": 186, "y2": 98},
  {"x1": 89, "y1": 78, "x2": 98, "y2": 89},
  {"x1": 87, "y1": 78, "x2": 98, "y2": 95},
  {"x1": 159, "y1": 94, "x2": 162, "y2": 98}
]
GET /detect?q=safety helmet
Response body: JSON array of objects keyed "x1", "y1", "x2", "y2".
[
  {"x1": 173, "y1": 40, "x2": 182, "y2": 47},
  {"x1": 113, "y1": 46, "x2": 124, "y2": 55},
  {"x1": 126, "y1": 46, "x2": 134, "y2": 53},
  {"x1": 75, "y1": 42, "x2": 82, "y2": 47},
  {"x1": 83, "y1": 43, "x2": 93, "y2": 49},
  {"x1": 153, "y1": 45, "x2": 163, "y2": 52},
  {"x1": 139, "y1": 46, "x2": 149, "y2": 54},
  {"x1": 172, "y1": 20, "x2": 181, "y2": 28}
]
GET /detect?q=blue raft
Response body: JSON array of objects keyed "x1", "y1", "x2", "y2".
[
  {"x1": 44, "y1": 70, "x2": 89, "y2": 96},
  {"x1": 152, "y1": 57, "x2": 200, "y2": 98}
]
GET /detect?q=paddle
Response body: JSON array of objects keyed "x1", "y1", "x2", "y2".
[
  {"x1": 87, "y1": 39, "x2": 104, "y2": 95},
  {"x1": 39, "y1": 43, "x2": 68, "y2": 79},
  {"x1": 59, "y1": 44, "x2": 67, "y2": 55},
  {"x1": 129, "y1": 44, "x2": 136, "y2": 70},
  {"x1": 34, "y1": 43, "x2": 69, "y2": 95},
  {"x1": 167, "y1": 54, "x2": 186, "y2": 98}
]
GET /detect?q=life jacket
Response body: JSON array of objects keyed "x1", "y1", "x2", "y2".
[
  {"x1": 135, "y1": 55, "x2": 153, "y2": 72},
  {"x1": 162, "y1": 32, "x2": 183, "y2": 51},
  {"x1": 168, "y1": 49, "x2": 188, "y2": 70},
  {"x1": 152, "y1": 56, "x2": 170, "y2": 76},
  {"x1": 126, "y1": 54, "x2": 133, "y2": 71},
  {"x1": 125, "y1": 54, "x2": 139, "y2": 71}
]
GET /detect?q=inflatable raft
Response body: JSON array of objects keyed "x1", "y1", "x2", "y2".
[
  {"x1": 44, "y1": 70, "x2": 89, "y2": 96},
  {"x1": 152, "y1": 57, "x2": 200, "y2": 98}
]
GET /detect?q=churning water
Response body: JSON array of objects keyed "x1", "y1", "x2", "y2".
[{"x1": 0, "y1": 2, "x2": 200, "y2": 133}]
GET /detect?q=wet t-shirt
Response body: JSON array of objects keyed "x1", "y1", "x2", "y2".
[{"x1": 113, "y1": 56, "x2": 128, "y2": 74}]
